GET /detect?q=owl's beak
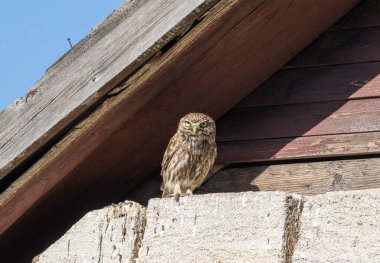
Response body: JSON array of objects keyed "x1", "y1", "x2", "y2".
[{"x1": 192, "y1": 126, "x2": 198, "y2": 135}]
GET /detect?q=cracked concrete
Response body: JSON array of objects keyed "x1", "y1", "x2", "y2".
[
  {"x1": 282, "y1": 195, "x2": 304, "y2": 263},
  {"x1": 137, "y1": 192, "x2": 299, "y2": 263},
  {"x1": 34, "y1": 201, "x2": 146, "y2": 263},
  {"x1": 34, "y1": 190, "x2": 380, "y2": 263},
  {"x1": 293, "y1": 189, "x2": 380, "y2": 263}
]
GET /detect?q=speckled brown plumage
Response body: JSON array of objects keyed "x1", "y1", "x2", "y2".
[{"x1": 161, "y1": 113, "x2": 217, "y2": 200}]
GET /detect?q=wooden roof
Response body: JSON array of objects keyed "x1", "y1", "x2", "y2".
[{"x1": 0, "y1": 0, "x2": 361, "y2": 260}]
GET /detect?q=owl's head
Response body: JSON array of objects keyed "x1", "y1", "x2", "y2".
[{"x1": 178, "y1": 113, "x2": 216, "y2": 140}]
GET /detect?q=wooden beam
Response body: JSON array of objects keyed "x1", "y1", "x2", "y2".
[
  {"x1": 237, "y1": 62, "x2": 380, "y2": 108},
  {"x1": 217, "y1": 132, "x2": 380, "y2": 163},
  {"x1": 200, "y1": 157, "x2": 380, "y2": 195},
  {"x1": 0, "y1": 0, "x2": 219, "y2": 179},
  {"x1": 0, "y1": 0, "x2": 360, "y2": 239},
  {"x1": 218, "y1": 98, "x2": 380, "y2": 142}
]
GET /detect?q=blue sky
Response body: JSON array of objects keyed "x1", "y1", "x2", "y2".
[{"x1": 0, "y1": 0, "x2": 124, "y2": 111}]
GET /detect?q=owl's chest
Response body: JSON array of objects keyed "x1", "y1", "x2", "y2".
[
  {"x1": 166, "y1": 138, "x2": 212, "y2": 187},
  {"x1": 185, "y1": 139, "x2": 205, "y2": 156},
  {"x1": 172, "y1": 139, "x2": 208, "y2": 169}
]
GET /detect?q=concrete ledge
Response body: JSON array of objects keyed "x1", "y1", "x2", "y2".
[
  {"x1": 33, "y1": 189, "x2": 380, "y2": 262},
  {"x1": 34, "y1": 201, "x2": 146, "y2": 263},
  {"x1": 293, "y1": 189, "x2": 380, "y2": 263},
  {"x1": 137, "y1": 192, "x2": 301, "y2": 263}
]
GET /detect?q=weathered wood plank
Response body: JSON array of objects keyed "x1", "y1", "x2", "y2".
[
  {"x1": 0, "y1": 0, "x2": 218, "y2": 179},
  {"x1": 0, "y1": 0, "x2": 360, "y2": 240},
  {"x1": 217, "y1": 132, "x2": 380, "y2": 163},
  {"x1": 200, "y1": 156, "x2": 380, "y2": 197},
  {"x1": 286, "y1": 27, "x2": 380, "y2": 68},
  {"x1": 218, "y1": 98, "x2": 380, "y2": 142},
  {"x1": 336, "y1": 0, "x2": 380, "y2": 29},
  {"x1": 238, "y1": 62, "x2": 380, "y2": 108}
]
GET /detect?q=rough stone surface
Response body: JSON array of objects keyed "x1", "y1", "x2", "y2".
[
  {"x1": 293, "y1": 189, "x2": 380, "y2": 263},
  {"x1": 34, "y1": 201, "x2": 146, "y2": 263},
  {"x1": 33, "y1": 189, "x2": 380, "y2": 262},
  {"x1": 137, "y1": 192, "x2": 297, "y2": 263}
]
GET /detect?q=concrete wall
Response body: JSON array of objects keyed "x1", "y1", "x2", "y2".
[
  {"x1": 35, "y1": 189, "x2": 380, "y2": 262},
  {"x1": 293, "y1": 189, "x2": 380, "y2": 263},
  {"x1": 137, "y1": 192, "x2": 302, "y2": 263},
  {"x1": 34, "y1": 201, "x2": 146, "y2": 263}
]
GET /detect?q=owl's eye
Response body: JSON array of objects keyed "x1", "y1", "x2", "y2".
[
  {"x1": 199, "y1": 121, "x2": 208, "y2": 128},
  {"x1": 183, "y1": 121, "x2": 191, "y2": 128}
]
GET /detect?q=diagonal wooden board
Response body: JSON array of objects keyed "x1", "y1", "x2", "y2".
[{"x1": 0, "y1": 0, "x2": 218, "y2": 179}]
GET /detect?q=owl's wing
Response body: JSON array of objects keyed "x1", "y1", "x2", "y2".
[
  {"x1": 194, "y1": 142, "x2": 217, "y2": 188},
  {"x1": 207, "y1": 143, "x2": 217, "y2": 170},
  {"x1": 161, "y1": 134, "x2": 178, "y2": 176},
  {"x1": 160, "y1": 135, "x2": 179, "y2": 192}
]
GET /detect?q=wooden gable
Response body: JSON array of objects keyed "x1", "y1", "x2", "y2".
[{"x1": 0, "y1": 0, "x2": 362, "y2": 261}]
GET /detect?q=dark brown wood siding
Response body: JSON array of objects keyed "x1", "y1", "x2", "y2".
[
  {"x1": 199, "y1": 0, "x2": 380, "y2": 198},
  {"x1": 216, "y1": 0, "x2": 380, "y2": 164}
]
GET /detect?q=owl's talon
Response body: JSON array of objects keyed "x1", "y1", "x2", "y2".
[{"x1": 167, "y1": 191, "x2": 192, "y2": 197}]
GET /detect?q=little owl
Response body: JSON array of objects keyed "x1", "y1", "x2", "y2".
[{"x1": 161, "y1": 113, "x2": 217, "y2": 200}]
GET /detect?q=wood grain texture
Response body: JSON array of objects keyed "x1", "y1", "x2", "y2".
[
  {"x1": 0, "y1": 0, "x2": 360, "y2": 243},
  {"x1": 237, "y1": 62, "x2": 380, "y2": 108},
  {"x1": 217, "y1": 132, "x2": 380, "y2": 163},
  {"x1": 218, "y1": 98, "x2": 380, "y2": 142},
  {"x1": 336, "y1": 0, "x2": 380, "y2": 29},
  {"x1": 286, "y1": 27, "x2": 380, "y2": 68},
  {"x1": 0, "y1": 0, "x2": 218, "y2": 179},
  {"x1": 200, "y1": 156, "x2": 380, "y2": 195}
]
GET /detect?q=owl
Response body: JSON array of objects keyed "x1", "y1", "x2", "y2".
[{"x1": 161, "y1": 113, "x2": 217, "y2": 200}]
